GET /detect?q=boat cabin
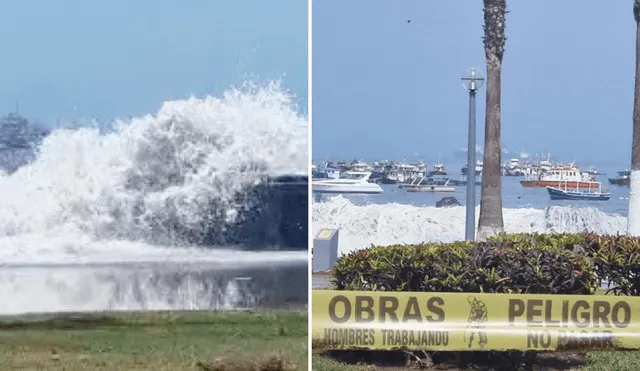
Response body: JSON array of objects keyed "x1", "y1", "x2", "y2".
[
  {"x1": 617, "y1": 170, "x2": 631, "y2": 179},
  {"x1": 541, "y1": 167, "x2": 592, "y2": 181},
  {"x1": 549, "y1": 168, "x2": 579, "y2": 178},
  {"x1": 335, "y1": 171, "x2": 371, "y2": 180}
]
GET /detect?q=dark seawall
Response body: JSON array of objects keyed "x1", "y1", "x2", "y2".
[{"x1": 179, "y1": 174, "x2": 309, "y2": 250}]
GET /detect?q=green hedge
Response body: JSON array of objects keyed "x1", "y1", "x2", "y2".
[{"x1": 330, "y1": 233, "x2": 640, "y2": 297}]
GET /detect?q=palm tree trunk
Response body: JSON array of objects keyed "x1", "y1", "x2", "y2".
[
  {"x1": 628, "y1": 0, "x2": 640, "y2": 235},
  {"x1": 477, "y1": 0, "x2": 506, "y2": 240}
]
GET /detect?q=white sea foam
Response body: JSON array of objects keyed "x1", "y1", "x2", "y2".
[
  {"x1": 0, "y1": 80, "x2": 308, "y2": 313},
  {"x1": 312, "y1": 196, "x2": 627, "y2": 255}
]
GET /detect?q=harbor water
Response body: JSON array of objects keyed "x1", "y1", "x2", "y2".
[{"x1": 312, "y1": 164, "x2": 629, "y2": 255}]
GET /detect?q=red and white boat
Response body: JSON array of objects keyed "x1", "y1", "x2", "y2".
[{"x1": 520, "y1": 166, "x2": 597, "y2": 188}]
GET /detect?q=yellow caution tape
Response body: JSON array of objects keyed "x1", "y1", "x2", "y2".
[{"x1": 312, "y1": 290, "x2": 640, "y2": 351}]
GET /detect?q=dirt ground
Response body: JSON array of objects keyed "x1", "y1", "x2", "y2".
[{"x1": 312, "y1": 349, "x2": 633, "y2": 371}]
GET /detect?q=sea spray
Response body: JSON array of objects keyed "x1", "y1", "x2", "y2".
[{"x1": 313, "y1": 195, "x2": 627, "y2": 254}]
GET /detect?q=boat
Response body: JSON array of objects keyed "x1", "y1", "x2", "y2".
[
  {"x1": 312, "y1": 165, "x2": 341, "y2": 180},
  {"x1": 585, "y1": 165, "x2": 605, "y2": 176},
  {"x1": 368, "y1": 163, "x2": 387, "y2": 184},
  {"x1": 349, "y1": 161, "x2": 373, "y2": 172},
  {"x1": 311, "y1": 171, "x2": 330, "y2": 180},
  {"x1": 383, "y1": 162, "x2": 423, "y2": 184},
  {"x1": 427, "y1": 163, "x2": 447, "y2": 176},
  {"x1": 400, "y1": 175, "x2": 448, "y2": 189},
  {"x1": 378, "y1": 176, "x2": 399, "y2": 184},
  {"x1": 546, "y1": 181, "x2": 610, "y2": 201},
  {"x1": 608, "y1": 170, "x2": 631, "y2": 186},
  {"x1": 450, "y1": 178, "x2": 481, "y2": 186},
  {"x1": 504, "y1": 158, "x2": 524, "y2": 176},
  {"x1": 312, "y1": 171, "x2": 383, "y2": 194},
  {"x1": 538, "y1": 159, "x2": 553, "y2": 173},
  {"x1": 520, "y1": 166, "x2": 597, "y2": 188},
  {"x1": 406, "y1": 178, "x2": 455, "y2": 192},
  {"x1": 460, "y1": 160, "x2": 483, "y2": 176}
]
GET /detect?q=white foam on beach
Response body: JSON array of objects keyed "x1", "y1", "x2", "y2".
[{"x1": 313, "y1": 195, "x2": 627, "y2": 255}]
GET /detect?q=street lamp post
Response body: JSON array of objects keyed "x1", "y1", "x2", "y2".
[{"x1": 461, "y1": 68, "x2": 485, "y2": 241}]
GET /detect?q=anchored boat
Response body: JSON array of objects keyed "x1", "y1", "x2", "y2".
[
  {"x1": 520, "y1": 166, "x2": 597, "y2": 189},
  {"x1": 312, "y1": 171, "x2": 383, "y2": 195},
  {"x1": 405, "y1": 178, "x2": 455, "y2": 193},
  {"x1": 608, "y1": 170, "x2": 631, "y2": 186},
  {"x1": 450, "y1": 176, "x2": 481, "y2": 186},
  {"x1": 401, "y1": 175, "x2": 448, "y2": 189},
  {"x1": 546, "y1": 181, "x2": 610, "y2": 201},
  {"x1": 427, "y1": 163, "x2": 447, "y2": 176},
  {"x1": 585, "y1": 165, "x2": 605, "y2": 176}
]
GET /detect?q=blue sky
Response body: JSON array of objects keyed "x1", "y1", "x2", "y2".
[
  {"x1": 312, "y1": 1, "x2": 634, "y2": 166},
  {"x1": 0, "y1": 0, "x2": 307, "y2": 125}
]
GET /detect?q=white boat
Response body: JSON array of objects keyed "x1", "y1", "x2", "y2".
[
  {"x1": 504, "y1": 158, "x2": 524, "y2": 176},
  {"x1": 405, "y1": 178, "x2": 455, "y2": 192},
  {"x1": 313, "y1": 165, "x2": 341, "y2": 180},
  {"x1": 312, "y1": 171, "x2": 383, "y2": 195},
  {"x1": 427, "y1": 163, "x2": 447, "y2": 176},
  {"x1": 350, "y1": 161, "x2": 373, "y2": 172},
  {"x1": 385, "y1": 162, "x2": 422, "y2": 183}
]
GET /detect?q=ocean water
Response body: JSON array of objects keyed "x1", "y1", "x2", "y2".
[
  {"x1": 312, "y1": 165, "x2": 629, "y2": 255},
  {"x1": 0, "y1": 81, "x2": 308, "y2": 313}
]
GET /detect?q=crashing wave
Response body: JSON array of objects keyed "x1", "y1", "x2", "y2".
[{"x1": 0, "y1": 81, "x2": 308, "y2": 256}]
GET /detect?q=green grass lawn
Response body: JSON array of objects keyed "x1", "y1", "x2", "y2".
[{"x1": 0, "y1": 310, "x2": 307, "y2": 371}]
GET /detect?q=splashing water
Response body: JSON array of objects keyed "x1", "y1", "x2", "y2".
[
  {"x1": 0, "y1": 81, "x2": 309, "y2": 313},
  {"x1": 313, "y1": 196, "x2": 627, "y2": 255},
  {"x1": 0, "y1": 81, "x2": 307, "y2": 259}
]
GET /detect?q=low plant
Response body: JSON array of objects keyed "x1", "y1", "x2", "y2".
[
  {"x1": 331, "y1": 237, "x2": 597, "y2": 295},
  {"x1": 488, "y1": 232, "x2": 640, "y2": 296},
  {"x1": 586, "y1": 234, "x2": 640, "y2": 296}
]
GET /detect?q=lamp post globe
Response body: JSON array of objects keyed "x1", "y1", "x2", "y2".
[{"x1": 461, "y1": 68, "x2": 485, "y2": 92}]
